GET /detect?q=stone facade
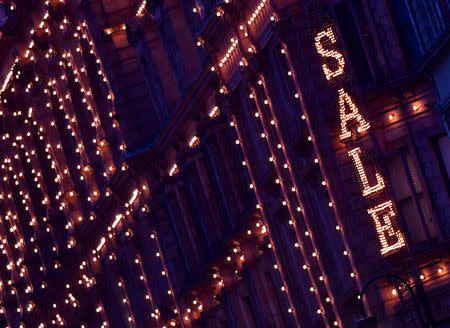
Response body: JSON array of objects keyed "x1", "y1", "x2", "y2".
[{"x1": 0, "y1": 0, "x2": 449, "y2": 327}]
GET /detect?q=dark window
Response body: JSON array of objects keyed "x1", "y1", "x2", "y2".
[
  {"x1": 180, "y1": 0, "x2": 215, "y2": 34},
  {"x1": 353, "y1": 0, "x2": 384, "y2": 80},
  {"x1": 214, "y1": 309, "x2": 229, "y2": 328},
  {"x1": 388, "y1": 0, "x2": 447, "y2": 67},
  {"x1": 199, "y1": 0, "x2": 215, "y2": 18},
  {"x1": 410, "y1": 0, "x2": 447, "y2": 48},
  {"x1": 388, "y1": 0, "x2": 423, "y2": 67},
  {"x1": 138, "y1": 53, "x2": 169, "y2": 124},
  {"x1": 433, "y1": 135, "x2": 450, "y2": 192},
  {"x1": 242, "y1": 296, "x2": 257, "y2": 328},
  {"x1": 0, "y1": 4, "x2": 9, "y2": 27},
  {"x1": 386, "y1": 148, "x2": 437, "y2": 243},
  {"x1": 181, "y1": 0, "x2": 205, "y2": 33},
  {"x1": 158, "y1": 13, "x2": 189, "y2": 93},
  {"x1": 264, "y1": 272, "x2": 286, "y2": 327},
  {"x1": 335, "y1": 2, "x2": 374, "y2": 84}
]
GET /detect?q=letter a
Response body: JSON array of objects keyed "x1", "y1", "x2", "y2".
[{"x1": 338, "y1": 88, "x2": 370, "y2": 140}]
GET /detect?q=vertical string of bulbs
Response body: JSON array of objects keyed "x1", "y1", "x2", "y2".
[
  {"x1": 281, "y1": 45, "x2": 363, "y2": 293},
  {"x1": 248, "y1": 79, "x2": 341, "y2": 325},
  {"x1": 226, "y1": 112, "x2": 302, "y2": 326},
  {"x1": 0, "y1": 148, "x2": 39, "y2": 317},
  {"x1": 150, "y1": 231, "x2": 185, "y2": 327},
  {"x1": 133, "y1": 253, "x2": 160, "y2": 323}
]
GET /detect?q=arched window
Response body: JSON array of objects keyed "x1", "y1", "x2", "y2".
[{"x1": 0, "y1": 4, "x2": 9, "y2": 28}]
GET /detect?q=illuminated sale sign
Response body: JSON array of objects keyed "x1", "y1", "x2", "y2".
[{"x1": 314, "y1": 27, "x2": 406, "y2": 255}]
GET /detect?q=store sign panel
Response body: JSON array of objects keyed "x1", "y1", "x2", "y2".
[{"x1": 314, "y1": 27, "x2": 405, "y2": 255}]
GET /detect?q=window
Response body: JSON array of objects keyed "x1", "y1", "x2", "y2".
[
  {"x1": 158, "y1": 12, "x2": 189, "y2": 93},
  {"x1": 263, "y1": 272, "x2": 286, "y2": 327},
  {"x1": 334, "y1": 2, "x2": 374, "y2": 84},
  {"x1": 241, "y1": 296, "x2": 257, "y2": 328},
  {"x1": 353, "y1": 0, "x2": 385, "y2": 81},
  {"x1": 138, "y1": 54, "x2": 169, "y2": 125},
  {"x1": 386, "y1": 148, "x2": 437, "y2": 243},
  {"x1": 388, "y1": 0, "x2": 423, "y2": 66},
  {"x1": 388, "y1": 0, "x2": 448, "y2": 67},
  {"x1": 433, "y1": 135, "x2": 450, "y2": 191},
  {"x1": 197, "y1": 0, "x2": 215, "y2": 20},
  {"x1": 409, "y1": 0, "x2": 448, "y2": 48},
  {"x1": 0, "y1": 4, "x2": 9, "y2": 28},
  {"x1": 214, "y1": 309, "x2": 229, "y2": 328},
  {"x1": 181, "y1": 0, "x2": 205, "y2": 33}
]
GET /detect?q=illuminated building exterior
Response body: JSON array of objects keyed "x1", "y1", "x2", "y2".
[{"x1": 0, "y1": 0, "x2": 449, "y2": 327}]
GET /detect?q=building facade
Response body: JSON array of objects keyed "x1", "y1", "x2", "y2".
[{"x1": 0, "y1": 0, "x2": 449, "y2": 327}]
